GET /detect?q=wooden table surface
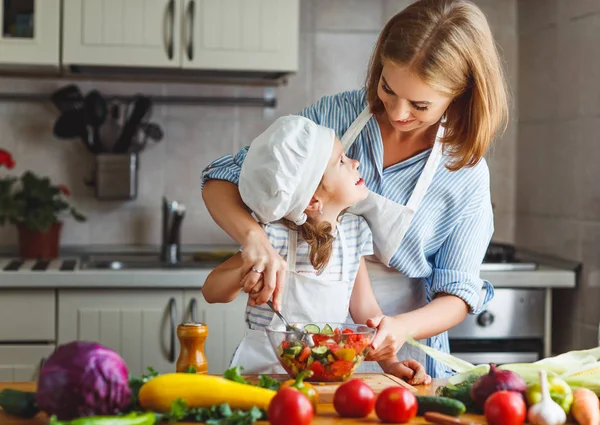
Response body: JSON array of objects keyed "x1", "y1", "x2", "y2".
[{"x1": 0, "y1": 377, "x2": 493, "y2": 425}]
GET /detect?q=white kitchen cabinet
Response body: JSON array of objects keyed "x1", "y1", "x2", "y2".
[
  {"x1": 62, "y1": 0, "x2": 182, "y2": 67},
  {"x1": 0, "y1": 345, "x2": 55, "y2": 382},
  {"x1": 57, "y1": 289, "x2": 184, "y2": 376},
  {"x1": 181, "y1": 0, "x2": 299, "y2": 72},
  {"x1": 0, "y1": 290, "x2": 55, "y2": 341},
  {"x1": 0, "y1": 0, "x2": 60, "y2": 66},
  {"x1": 183, "y1": 291, "x2": 247, "y2": 375}
]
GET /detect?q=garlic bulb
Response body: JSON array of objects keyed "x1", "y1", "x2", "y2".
[{"x1": 528, "y1": 369, "x2": 567, "y2": 425}]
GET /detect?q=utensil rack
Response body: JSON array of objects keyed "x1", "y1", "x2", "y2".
[{"x1": 0, "y1": 91, "x2": 276, "y2": 108}]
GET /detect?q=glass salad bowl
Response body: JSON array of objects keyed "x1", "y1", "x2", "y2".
[{"x1": 265, "y1": 322, "x2": 376, "y2": 382}]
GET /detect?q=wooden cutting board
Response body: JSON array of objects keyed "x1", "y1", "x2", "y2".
[{"x1": 311, "y1": 373, "x2": 416, "y2": 403}]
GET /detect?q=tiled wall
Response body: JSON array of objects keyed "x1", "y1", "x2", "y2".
[
  {"x1": 0, "y1": 0, "x2": 517, "y2": 248},
  {"x1": 517, "y1": 0, "x2": 600, "y2": 352}
]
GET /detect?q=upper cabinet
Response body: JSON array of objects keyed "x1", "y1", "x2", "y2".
[
  {"x1": 61, "y1": 0, "x2": 299, "y2": 73},
  {"x1": 0, "y1": 0, "x2": 60, "y2": 66},
  {"x1": 62, "y1": 0, "x2": 182, "y2": 68},
  {"x1": 182, "y1": 0, "x2": 298, "y2": 72}
]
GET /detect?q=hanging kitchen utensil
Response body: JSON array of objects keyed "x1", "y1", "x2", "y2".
[
  {"x1": 84, "y1": 90, "x2": 108, "y2": 153},
  {"x1": 50, "y1": 84, "x2": 84, "y2": 113},
  {"x1": 112, "y1": 95, "x2": 153, "y2": 153},
  {"x1": 53, "y1": 109, "x2": 96, "y2": 154}
]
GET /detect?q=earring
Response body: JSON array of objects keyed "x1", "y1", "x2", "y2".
[{"x1": 318, "y1": 208, "x2": 323, "y2": 215}]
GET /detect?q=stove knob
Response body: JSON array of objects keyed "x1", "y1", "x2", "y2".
[{"x1": 477, "y1": 310, "x2": 494, "y2": 327}]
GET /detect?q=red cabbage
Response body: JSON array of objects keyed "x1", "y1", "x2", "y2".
[{"x1": 36, "y1": 341, "x2": 132, "y2": 420}]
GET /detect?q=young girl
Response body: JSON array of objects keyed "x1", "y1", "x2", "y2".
[{"x1": 202, "y1": 115, "x2": 430, "y2": 384}]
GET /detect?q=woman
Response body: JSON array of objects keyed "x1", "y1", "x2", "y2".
[{"x1": 201, "y1": 0, "x2": 508, "y2": 378}]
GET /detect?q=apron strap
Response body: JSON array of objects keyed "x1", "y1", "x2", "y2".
[
  {"x1": 287, "y1": 228, "x2": 298, "y2": 273},
  {"x1": 341, "y1": 107, "x2": 372, "y2": 152},
  {"x1": 335, "y1": 225, "x2": 350, "y2": 282},
  {"x1": 405, "y1": 141, "x2": 443, "y2": 211}
]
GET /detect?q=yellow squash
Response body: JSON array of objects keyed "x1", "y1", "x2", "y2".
[{"x1": 138, "y1": 373, "x2": 277, "y2": 413}]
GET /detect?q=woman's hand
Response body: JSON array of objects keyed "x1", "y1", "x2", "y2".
[
  {"x1": 238, "y1": 229, "x2": 287, "y2": 310},
  {"x1": 365, "y1": 315, "x2": 407, "y2": 361},
  {"x1": 385, "y1": 360, "x2": 432, "y2": 385}
]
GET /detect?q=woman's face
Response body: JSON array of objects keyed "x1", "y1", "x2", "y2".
[{"x1": 377, "y1": 60, "x2": 453, "y2": 133}]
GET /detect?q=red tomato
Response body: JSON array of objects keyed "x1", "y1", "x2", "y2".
[
  {"x1": 484, "y1": 391, "x2": 526, "y2": 425},
  {"x1": 268, "y1": 388, "x2": 314, "y2": 425},
  {"x1": 309, "y1": 360, "x2": 325, "y2": 379},
  {"x1": 375, "y1": 387, "x2": 417, "y2": 424},
  {"x1": 330, "y1": 360, "x2": 354, "y2": 376},
  {"x1": 333, "y1": 378, "x2": 376, "y2": 418}
]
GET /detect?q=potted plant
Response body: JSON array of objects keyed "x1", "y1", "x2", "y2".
[{"x1": 0, "y1": 148, "x2": 86, "y2": 259}]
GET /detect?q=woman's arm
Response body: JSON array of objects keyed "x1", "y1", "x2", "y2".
[
  {"x1": 350, "y1": 258, "x2": 430, "y2": 384},
  {"x1": 202, "y1": 180, "x2": 287, "y2": 310}
]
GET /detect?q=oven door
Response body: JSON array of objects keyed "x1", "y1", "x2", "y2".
[{"x1": 452, "y1": 352, "x2": 540, "y2": 365}]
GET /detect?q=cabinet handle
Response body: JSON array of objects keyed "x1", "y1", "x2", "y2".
[
  {"x1": 167, "y1": 0, "x2": 175, "y2": 60},
  {"x1": 168, "y1": 297, "x2": 178, "y2": 363},
  {"x1": 190, "y1": 297, "x2": 198, "y2": 322},
  {"x1": 186, "y1": 0, "x2": 195, "y2": 61}
]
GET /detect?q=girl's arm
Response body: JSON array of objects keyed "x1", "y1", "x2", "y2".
[{"x1": 201, "y1": 253, "x2": 245, "y2": 303}]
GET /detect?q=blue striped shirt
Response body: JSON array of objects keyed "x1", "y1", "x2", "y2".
[
  {"x1": 201, "y1": 89, "x2": 495, "y2": 378},
  {"x1": 245, "y1": 214, "x2": 374, "y2": 329}
]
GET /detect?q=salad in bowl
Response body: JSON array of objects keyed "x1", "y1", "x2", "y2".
[{"x1": 266, "y1": 323, "x2": 376, "y2": 382}]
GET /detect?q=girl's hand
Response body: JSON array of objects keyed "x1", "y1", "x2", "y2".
[
  {"x1": 385, "y1": 360, "x2": 432, "y2": 385},
  {"x1": 365, "y1": 315, "x2": 406, "y2": 361},
  {"x1": 238, "y1": 230, "x2": 287, "y2": 310}
]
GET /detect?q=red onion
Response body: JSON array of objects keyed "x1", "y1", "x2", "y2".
[{"x1": 470, "y1": 363, "x2": 527, "y2": 407}]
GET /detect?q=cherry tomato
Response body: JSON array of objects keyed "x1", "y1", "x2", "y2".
[
  {"x1": 375, "y1": 387, "x2": 417, "y2": 423},
  {"x1": 268, "y1": 388, "x2": 314, "y2": 425},
  {"x1": 333, "y1": 378, "x2": 376, "y2": 418},
  {"x1": 484, "y1": 390, "x2": 526, "y2": 425}
]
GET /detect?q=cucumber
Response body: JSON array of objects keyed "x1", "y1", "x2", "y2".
[
  {"x1": 283, "y1": 346, "x2": 302, "y2": 358},
  {"x1": 321, "y1": 324, "x2": 334, "y2": 334},
  {"x1": 303, "y1": 324, "x2": 320, "y2": 334},
  {"x1": 416, "y1": 396, "x2": 466, "y2": 417},
  {"x1": 0, "y1": 389, "x2": 39, "y2": 418},
  {"x1": 310, "y1": 346, "x2": 329, "y2": 359}
]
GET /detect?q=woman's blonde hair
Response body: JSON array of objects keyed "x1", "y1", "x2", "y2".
[{"x1": 365, "y1": 0, "x2": 509, "y2": 170}]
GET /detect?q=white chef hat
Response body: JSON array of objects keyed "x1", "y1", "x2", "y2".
[{"x1": 239, "y1": 115, "x2": 335, "y2": 226}]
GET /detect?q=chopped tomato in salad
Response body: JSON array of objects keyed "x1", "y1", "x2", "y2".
[{"x1": 277, "y1": 324, "x2": 371, "y2": 382}]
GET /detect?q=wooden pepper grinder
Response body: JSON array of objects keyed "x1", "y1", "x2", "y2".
[{"x1": 176, "y1": 322, "x2": 208, "y2": 374}]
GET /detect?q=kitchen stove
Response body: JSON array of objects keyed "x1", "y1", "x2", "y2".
[{"x1": 448, "y1": 242, "x2": 578, "y2": 365}]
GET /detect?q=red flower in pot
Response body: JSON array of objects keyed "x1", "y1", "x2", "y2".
[{"x1": 0, "y1": 148, "x2": 86, "y2": 259}]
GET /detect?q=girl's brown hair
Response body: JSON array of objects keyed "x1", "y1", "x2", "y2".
[
  {"x1": 283, "y1": 219, "x2": 335, "y2": 275},
  {"x1": 365, "y1": 0, "x2": 509, "y2": 170}
]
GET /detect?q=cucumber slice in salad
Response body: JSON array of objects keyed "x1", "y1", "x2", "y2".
[
  {"x1": 321, "y1": 324, "x2": 334, "y2": 334},
  {"x1": 303, "y1": 324, "x2": 320, "y2": 334}
]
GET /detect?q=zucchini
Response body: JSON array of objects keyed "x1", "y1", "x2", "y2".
[
  {"x1": 0, "y1": 389, "x2": 39, "y2": 418},
  {"x1": 139, "y1": 373, "x2": 276, "y2": 413},
  {"x1": 321, "y1": 324, "x2": 334, "y2": 334},
  {"x1": 303, "y1": 324, "x2": 320, "y2": 334},
  {"x1": 416, "y1": 396, "x2": 466, "y2": 417}
]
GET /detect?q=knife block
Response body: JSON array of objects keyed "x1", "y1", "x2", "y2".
[{"x1": 94, "y1": 153, "x2": 138, "y2": 200}]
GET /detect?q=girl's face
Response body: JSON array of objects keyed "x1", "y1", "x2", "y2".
[
  {"x1": 377, "y1": 60, "x2": 453, "y2": 133},
  {"x1": 318, "y1": 138, "x2": 368, "y2": 210}
]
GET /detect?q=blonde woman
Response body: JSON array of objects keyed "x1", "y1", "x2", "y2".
[{"x1": 201, "y1": 0, "x2": 509, "y2": 378}]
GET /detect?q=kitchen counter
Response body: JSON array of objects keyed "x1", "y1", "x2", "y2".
[
  {"x1": 0, "y1": 260, "x2": 577, "y2": 289},
  {"x1": 0, "y1": 379, "x2": 489, "y2": 425}
]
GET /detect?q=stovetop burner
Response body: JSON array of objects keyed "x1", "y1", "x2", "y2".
[{"x1": 481, "y1": 243, "x2": 538, "y2": 271}]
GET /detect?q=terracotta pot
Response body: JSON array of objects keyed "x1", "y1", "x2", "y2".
[{"x1": 17, "y1": 222, "x2": 63, "y2": 260}]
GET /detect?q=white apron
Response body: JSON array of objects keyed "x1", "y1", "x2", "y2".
[
  {"x1": 345, "y1": 107, "x2": 445, "y2": 373},
  {"x1": 230, "y1": 227, "x2": 353, "y2": 374}
]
